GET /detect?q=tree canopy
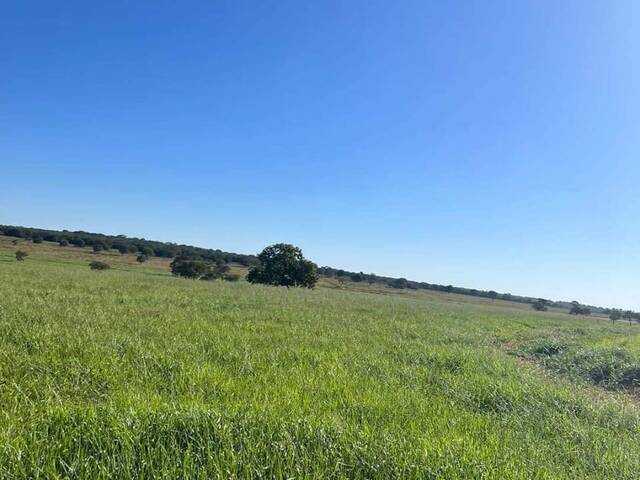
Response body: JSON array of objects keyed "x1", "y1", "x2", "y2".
[
  {"x1": 0, "y1": 224, "x2": 258, "y2": 267},
  {"x1": 1, "y1": 224, "x2": 632, "y2": 316},
  {"x1": 246, "y1": 243, "x2": 318, "y2": 289},
  {"x1": 532, "y1": 299, "x2": 548, "y2": 311},
  {"x1": 170, "y1": 257, "x2": 211, "y2": 279}
]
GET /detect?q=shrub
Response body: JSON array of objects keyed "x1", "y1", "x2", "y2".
[
  {"x1": 70, "y1": 238, "x2": 85, "y2": 248},
  {"x1": 170, "y1": 257, "x2": 210, "y2": 279},
  {"x1": 246, "y1": 244, "x2": 317, "y2": 289},
  {"x1": 389, "y1": 278, "x2": 409, "y2": 289},
  {"x1": 15, "y1": 250, "x2": 28, "y2": 261},
  {"x1": 136, "y1": 255, "x2": 148, "y2": 263},
  {"x1": 92, "y1": 242, "x2": 106, "y2": 253},
  {"x1": 59, "y1": 239, "x2": 69, "y2": 247},
  {"x1": 532, "y1": 299, "x2": 548, "y2": 311},
  {"x1": 115, "y1": 244, "x2": 129, "y2": 255},
  {"x1": 609, "y1": 310, "x2": 622, "y2": 322},
  {"x1": 223, "y1": 273, "x2": 241, "y2": 282},
  {"x1": 200, "y1": 264, "x2": 232, "y2": 281},
  {"x1": 569, "y1": 302, "x2": 591, "y2": 316},
  {"x1": 32, "y1": 236, "x2": 43, "y2": 244},
  {"x1": 89, "y1": 261, "x2": 110, "y2": 271}
]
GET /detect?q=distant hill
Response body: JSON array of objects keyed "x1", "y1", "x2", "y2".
[{"x1": 0, "y1": 224, "x2": 615, "y2": 315}]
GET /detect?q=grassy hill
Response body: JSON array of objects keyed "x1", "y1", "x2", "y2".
[
  {"x1": 2, "y1": 225, "x2": 613, "y2": 314},
  {"x1": 1, "y1": 238, "x2": 640, "y2": 478}
]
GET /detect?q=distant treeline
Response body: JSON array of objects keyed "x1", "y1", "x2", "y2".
[
  {"x1": 0, "y1": 225, "x2": 258, "y2": 267},
  {"x1": 317, "y1": 267, "x2": 611, "y2": 315},
  {"x1": 0, "y1": 224, "x2": 611, "y2": 314}
]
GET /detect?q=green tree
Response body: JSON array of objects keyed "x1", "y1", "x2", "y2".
[
  {"x1": 201, "y1": 263, "x2": 231, "y2": 281},
  {"x1": 569, "y1": 304, "x2": 591, "y2": 316},
  {"x1": 246, "y1": 243, "x2": 317, "y2": 288},
  {"x1": 350, "y1": 272, "x2": 365, "y2": 282},
  {"x1": 115, "y1": 243, "x2": 129, "y2": 254},
  {"x1": 389, "y1": 278, "x2": 409, "y2": 289},
  {"x1": 609, "y1": 310, "x2": 622, "y2": 323},
  {"x1": 532, "y1": 299, "x2": 548, "y2": 311},
  {"x1": 70, "y1": 238, "x2": 85, "y2": 248},
  {"x1": 92, "y1": 241, "x2": 107, "y2": 253},
  {"x1": 170, "y1": 256, "x2": 210, "y2": 279}
]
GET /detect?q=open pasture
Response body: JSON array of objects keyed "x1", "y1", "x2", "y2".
[{"x1": 1, "y1": 242, "x2": 639, "y2": 478}]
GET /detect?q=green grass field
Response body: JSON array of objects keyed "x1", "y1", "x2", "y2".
[{"x1": 2, "y1": 239, "x2": 640, "y2": 479}]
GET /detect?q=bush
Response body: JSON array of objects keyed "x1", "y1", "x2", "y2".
[
  {"x1": 246, "y1": 244, "x2": 317, "y2": 289},
  {"x1": 570, "y1": 305, "x2": 591, "y2": 315},
  {"x1": 389, "y1": 278, "x2": 409, "y2": 289},
  {"x1": 115, "y1": 244, "x2": 129, "y2": 255},
  {"x1": 59, "y1": 239, "x2": 69, "y2": 247},
  {"x1": 136, "y1": 255, "x2": 148, "y2": 263},
  {"x1": 223, "y1": 273, "x2": 241, "y2": 282},
  {"x1": 350, "y1": 272, "x2": 365, "y2": 282},
  {"x1": 15, "y1": 250, "x2": 28, "y2": 261},
  {"x1": 32, "y1": 236, "x2": 43, "y2": 244},
  {"x1": 93, "y1": 242, "x2": 107, "y2": 253},
  {"x1": 170, "y1": 257, "x2": 210, "y2": 279},
  {"x1": 89, "y1": 261, "x2": 110, "y2": 271},
  {"x1": 532, "y1": 299, "x2": 548, "y2": 311},
  {"x1": 200, "y1": 264, "x2": 231, "y2": 281}
]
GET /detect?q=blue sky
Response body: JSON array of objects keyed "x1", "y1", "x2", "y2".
[{"x1": 2, "y1": 1, "x2": 639, "y2": 309}]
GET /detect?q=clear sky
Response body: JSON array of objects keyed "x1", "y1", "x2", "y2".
[{"x1": 2, "y1": 1, "x2": 639, "y2": 309}]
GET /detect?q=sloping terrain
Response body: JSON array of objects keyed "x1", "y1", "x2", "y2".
[{"x1": 1, "y1": 241, "x2": 639, "y2": 478}]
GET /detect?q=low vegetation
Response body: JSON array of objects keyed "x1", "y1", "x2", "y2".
[
  {"x1": 4, "y1": 225, "x2": 626, "y2": 317},
  {"x1": 0, "y1": 224, "x2": 257, "y2": 266},
  {"x1": 89, "y1": 260, "x2": 111, "y2": 271},
  {"x1": 518, "y1": 337, "x2": 640, "y2": 391},
  {"x1": 170, "y1": 256, "x2": 235, "y2": 281},
  {"x1": 1, "y1": 240, "x2": 640, "y2": 478}
]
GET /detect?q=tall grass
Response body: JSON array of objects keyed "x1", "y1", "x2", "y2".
[{"x1": 1, "y1": 256, "x2": 640, "y2": 478}]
